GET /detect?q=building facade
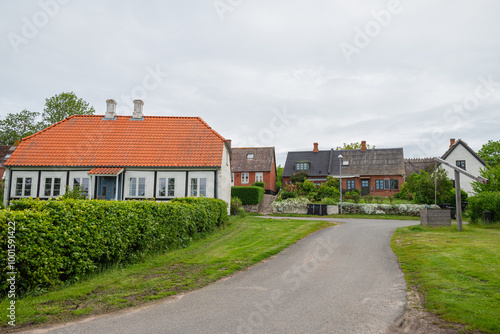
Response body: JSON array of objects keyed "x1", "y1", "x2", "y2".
[{"x1": 231, "y1": 147, "x2": 277, "y2": 194}]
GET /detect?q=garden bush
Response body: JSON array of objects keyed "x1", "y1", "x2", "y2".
[
  {"x1": 230, "y1": 197, "x2": 243, "y2": 215},
  {"x1": 231, "y1": 186, "x2": 264, "y2": 205},
  {"x1": 467, "y1": 191, "x2": 500, "y2": 224},
  {"x1": 252, "y1": 182, "x2": 265, "y2": 189},
  {"x1": 341, "y1": 203, "x2": 438, "y2": 216},
  {"x1": 281, "y1": 191, "x2": 297, "y2": 200},
  {"x1": 1, "y1": 197, "x2": 228, "y2": 296},
  {"x1": 272, "y1": 197, "x2": 310, "y2": 213}
]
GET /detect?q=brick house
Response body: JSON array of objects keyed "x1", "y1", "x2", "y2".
[
  {"x1": 0, "y1": 145, "x2": 17, "y2": 180},
  {"x1": 3, "y1": 99, "x2": 232, "y2": 211},
  {"x1": 282, "y1": 142, "x2": 405, "y2": 196},
  {"x1": 231, "y1": 147, "x2": 277, "y2": 194}
]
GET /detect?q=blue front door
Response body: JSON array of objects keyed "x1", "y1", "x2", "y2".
[{"x1": 100, "y1": 177, "x2": 117, "y2": 200}]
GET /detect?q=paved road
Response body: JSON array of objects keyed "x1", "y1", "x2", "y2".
[{"x1": 23, "y1": 218, "x2": 417, "y2": 334}]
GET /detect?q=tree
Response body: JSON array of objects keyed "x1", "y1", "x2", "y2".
[
  {"x1": 472, "y1": 165, "x2": 500, "y2": 193},
  {"x1": 290, "y1": 171, "x2": 309, "y2": 184},
  {"x1": 336, "y1": 142, "x2": 375, "y2": 150},
  {"x1": 42, "y1": 92, "x2": 95, "y2": 127},
  {"x1": 276, "y1": 165, "x2": 284, "y2": 192},
  {"x1": 0, "y1": 109, "x2": 42, "y2": 145},
  {"x1": 478, "y1": 140, "x2": 500, "y2": 167},
  {"x1": 398, "y1": 167, "x2": 453, "y2": 204}
]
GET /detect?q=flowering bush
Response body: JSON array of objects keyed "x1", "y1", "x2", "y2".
[
  {"x1": 272, "y1": 197, "x2": 311, "y2": 214},
  {"x1": 341, "y1": 203, "x2": 439, "y2": 216}
]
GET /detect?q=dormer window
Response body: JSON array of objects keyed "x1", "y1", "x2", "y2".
[
  {"x1": 295, "y1": 162, "x2": 309, "y2": 171},
  {"x1": 247, "y1": 153, "x2": 254, "y2": 159}
]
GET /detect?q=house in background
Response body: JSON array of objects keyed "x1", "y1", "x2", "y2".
[
  {"x1": 404, "y1": 157, "x2": 435, "y2": 176},
  {"x1": 440, "y1": 138, "x2": 487, "y2": 194},
  {"x1": 0, "y1": 145, "x2": 17, "y2": 180},
  {"x1": 231, "y1": 147, "x2": 277, "y2": 194},
  {"x1": 282, "y1": 142, "x2": 405, "y2": 196},
  {"x1": 3, "y1": 99, "x2": 232, "y2": 211}
]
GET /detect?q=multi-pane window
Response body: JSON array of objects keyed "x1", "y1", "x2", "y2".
[
  {"x1": 456, "y1": 160, "x2": 466, "y2": 170},
  {"x1": 241, "y1": 173, "x2": 249, "y2": 184},
  {"x1": 44, "y1": 178, "x2": 61, "y2": 197},
  {"x1": 15, "y1": 177, "x2": 32, "y2": 197},
  {"x1": 247, "y1": 153, "x2": 254, "y2": 159},
  {"x1": 375, "y1": 179, "x2": 399, "y2": 190},
  {"x1": 129, "y1": 177, "x2": 146, "y2": 197},
  {"x1": 74, "y1": 177, "x2": 89, "y2": 195},
  {"x1": 295, "y1": 162, "x2": 308, "y2": 171},
  {"x1": 255, "y1": 172, "x2": 264, "y2": 183},
  {"x1": 231, "y1": 173, "x2": 234, "y2": 184},
  {"x1": 159, "y1": 178, "x2": 175, "y2": 197},
  {"x1": 346, "y1": 180, "x2": 355, "y2": 190},
  {"x1": 190, "y1": 178, "x2": 207, "y2": 197}
]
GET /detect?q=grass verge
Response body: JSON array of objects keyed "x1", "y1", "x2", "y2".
[
  {"x1": 1, "y1": 216, "x2": 333, "y2": 331},
  {"x1": 391, "y1": 224, "x2": 500, "y2": 333}
]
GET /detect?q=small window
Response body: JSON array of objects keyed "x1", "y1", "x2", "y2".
[
  {"x1": 73, "y1": 177, "x2": 90, "y2": 196},
  {"x1": 191, "y1": 178, "x2": 198, "y2": 196},
  {"x1": 159, "y1": 178, "x2": 166, "y2": 197},
  {"x1": 255, "y1": 172, "x2": 263, "y2": 183},
  {"x1": 129, "y1": 177, "x2": 146, "y2": 197},
  {"x1": 342, "y1": 160, "x2": 349, "y2": 166},
  {"x1": 456, "y1": 160, "x2": 466, "y2": 170},
  {"x1": 129, "y1": 178, "x2": 137, "y2": 196},
  {"x1": 375, "y1": 179, "x2": 384, "y2": 190},
  {"x1": 295, "y1": 162, "x2": 309, "y2": 171},
  {"x1": 241, "y1": 173, "x2": 249, "y2": 184},
  {"x1": 168, "y1": 178, "x2": 175, "y2": 197},
  {"x1": 159, "y1": 178, "x2": 175, "y2": 197},
  {"x1": 390, "y1": 179, "x2": 399, "y2": 190},
  {"x1": 231, "y1": 173, "x2": 234, "y2": 183},
  {"x1": 346, "y1": 180, "x2": 355, "y2": 190},
  {"x1": 247, "y1": 153, "x2": 254, "y2": 159},
  {"x1": 190, "y1": 177, "x2": 207, "y2": 197},
  {"x1": 200, "y1": 178, "x2": 207, "y2": 197},
  {"x1": 384, "y1": 179, "x2": 390, "y2": 190},
  {"x1": 44, "y1": 177, "x2": 61, "y2": 197}
]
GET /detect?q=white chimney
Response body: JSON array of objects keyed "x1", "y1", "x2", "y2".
[
  {"x1": 104, "y1": 99, "x2": 117, "y2": 119},
  {"x1": 132, "y1": 100, "x2": 144, "y2": 119}
]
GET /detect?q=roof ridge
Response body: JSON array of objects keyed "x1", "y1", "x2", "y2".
[{"x1": 195, "y1": 116, "x2": 226, "y2": 141}]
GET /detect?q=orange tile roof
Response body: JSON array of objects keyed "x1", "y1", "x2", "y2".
[
  {"x1": 88, "y1": 167, "x2": 124, "y2": 175},
  {"x1": 6, "y1": 115, "x2": 226, "y2": 167}
]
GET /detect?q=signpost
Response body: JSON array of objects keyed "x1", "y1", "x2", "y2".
[{"x1": 434, "y1": 157, "x2": 488, "y2": 231}]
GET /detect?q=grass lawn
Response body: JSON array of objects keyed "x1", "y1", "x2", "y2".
[
  {"x1": 1, "y1": 216, "x2": 333, "y2": 331},
  {"x1": 391, "y1": 224, "x2": 500, "y2": 333}
]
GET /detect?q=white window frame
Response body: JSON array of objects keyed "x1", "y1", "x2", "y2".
[
  {"x1": 73, "y1": 177, "x2": 90, "y2": 196},
  {"x1": 241, "y1": 173, "x2": 249, "y2": 184},
  {"x1": 44, "y1": 177, "x2": 62, "y2": 197},
  {"x1": 190, "y1": 177, "x2": 207, "y2": 197},
  {"x1": 255, "y1": 172, "x2": 263, "y2": 183},
  {"x1": 14, "y1": 177, "x2": 33, "y2": 197},
  {"x1": 129, "y1": 177, "x2": 146, "y2": 197},
  {"x1": 158, "y1": 177, "x2": 176, "y2": 197}
]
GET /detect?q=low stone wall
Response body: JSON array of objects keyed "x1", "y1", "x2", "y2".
[
  {"x1": 420, "y1": 209, "x2": 451, "y2": 227},
  {"x1": 341, "y1": 203, "x2": 439, "y2": 216},
  {"x1": 243, "y1": 204, "x2": 260, "y2": 213}
]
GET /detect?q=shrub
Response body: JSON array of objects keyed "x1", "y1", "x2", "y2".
[
  {"x1": 61, "y1": 185, "x2": 88, "y2": 200},
  {"x1": 231, "y1": 186, "x2": 264, "y2": 205},
  {"x1": 467, "y1": 191, "x2": 500, "y2": 224},
  {"x1": 0, "y1": 180, "x2": 4, "y2": 209},
  {"x1": 298, "y1": 179, "x2": 316, "y2": 195},
  {"x1": 322, "y1": 197, "x2": 338, "y2": 205},
  {"x1": 230, "y1": 197, "x2": 243, "y2": 215},
  {"x1": 441, "y1": 188, "x2": 468, "y2": 205},
  {"x1": 364, "y1": 194, "x2": 374, "y2": 203},
  {"x1": 290, "y1": 171, "x2": 308, "y2": 184},
  {"x1": 252, "y1": 182, "x2": 265, "y2": 189},
  {"x1": 281, "y1": 191, "x2": 297, "y2": 200},
  {"x1": 374, "y1": 196, "x2": 384, "y2": 204},
  {"x1": 1, "y1": 197, "x2": 228, "y2": 295},
  {"x1": 272, "y1": 197, "x2": 310, "y2": 213},
  {"x1": 388, "y1": 195, "x2": 394, "y2": 205}
]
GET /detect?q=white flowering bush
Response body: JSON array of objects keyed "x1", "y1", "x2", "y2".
[
  {"x1": 341, "y1": 203, "x2": 438, "y2": 216},
  {"x1": 272, "y1": 197, "x2": 311, "y2": 214}
]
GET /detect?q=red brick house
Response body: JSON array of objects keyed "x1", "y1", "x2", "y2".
[
  {"x1": 231, "y1": 147, "x2": 277, "y2": 194},
  {"x1": 282, "y1": 142, "x2": 405, "y2": 196}
]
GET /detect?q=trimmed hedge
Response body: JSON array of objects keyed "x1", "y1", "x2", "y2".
[
  {"x1": 231, "y1": 186, "x2": 264, "y2": 205},
  {"x1": 467, "y1": 191, "x2": 500, "y2": 223},
  {"x1": 0, "y1": 197, "x2": 228, "y2": 295},
  {"x1": 252, "y1": 182, "x2": 265, "y2": 189}
]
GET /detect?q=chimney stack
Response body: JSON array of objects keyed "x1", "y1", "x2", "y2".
[
  {"x1": 361, "y1": 140, "x2": 367, "y2": 151},
  {"x1": 104, "y1": 99, "x2": 117, "y2": 119},
  {"x1": 227, "y1": 139, "x2": 232, "y2": 148},
  {"x1": 132, "y1": 100, "x2": 144, "y2": 119},
  {"x1": 313, "y1": 142, "x2": 319, "y2": 153},
  {"x1": 450, "y1": 138, "x2": 456, "y2": 148}
]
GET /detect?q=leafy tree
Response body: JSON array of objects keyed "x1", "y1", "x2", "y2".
[
  {"x1": 318, "y1": 176, "x2": 340, "y2": 200},
  {"x1": 398, "y1": 167, "x2": 453, "y2": 204},
  {"x1": 276, "y1": 165, "x2": 284, "y2": 192},
  {"x1": 336, "y1": 142, "x2": 375, "y2": 150},
  {"x1": 290, "y1": 171, "x2": 309, "y2": 184},
  {"x1": 42, "y1": 92, "x2": 95, "y2": 127},
  {"x1": 472, "y1": 165, "x2": 500, "y2": 193},
  {"x1": 478, "y1": 140, "x2": 500, "y2": 167},
  {"x1": 0, "y1": 109, "x2": 42, "y2": 145}
]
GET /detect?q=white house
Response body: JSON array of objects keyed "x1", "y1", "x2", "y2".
[
  {"x1": 3, "y1": 99, "x2": 232, "y2": 212},
  {"x1": 440, "y1": 139, "x2": 487, "y2": 194}
]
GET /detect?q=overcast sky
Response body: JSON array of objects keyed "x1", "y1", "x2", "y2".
[{"x1": 1, "y1": 1, "x2": 499, "y2": 165}]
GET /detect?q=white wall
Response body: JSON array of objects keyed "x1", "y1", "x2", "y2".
[
  {"x1": 187, "y1": 171, "x2": 215, "y2": 198},
  {"x1": 218, "y1": 144, "x2": 232, "y2": 214},
  {"x1": 39, "y1": 171, "x2": 67, "y2": 198},
  {"x1": 442, "y1": 144, "x2": 486, "y2": 194},
  {"x1": 156, "y1": 171, "x2": 186, "y2": 198},
  {"x1": 69, "y1": 171, "x2": 92, "y2": 199},
  {"x1": 10, "y1": 170, "x2": 39, "y2": 198},
  {"x1": 123, "y1": 171, "x2": 155, "y2": 198}
]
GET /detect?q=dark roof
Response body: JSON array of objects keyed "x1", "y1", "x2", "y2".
[
  {"x1": 231, "y1": 147, "x2": 275, "y2": 172},
  {"x1": 283, "y1": 148, "x2": 405, "y2": 177},
  {"x1": 441, "y1": 139, "x2": 486, "y2": 166},
  {"x1": 0, "y1": 145, "x2": 17, "y2": 168},
  {"x1": 404, "y1": 158, "x2": 435, "y2": 176}
]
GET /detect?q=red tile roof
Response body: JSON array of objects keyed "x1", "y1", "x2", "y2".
[
  {"x1": 88, "y1": 167, "x2": 124, "y2": 175},
  {"x1": 6, "y1": 115, "x2": 226, "y2": 167}
]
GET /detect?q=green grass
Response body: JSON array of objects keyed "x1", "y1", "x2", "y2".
[
  {"x1": 1, "y1": 216, "x2": 333, "y2": 331},
  {"x1": 271, "y1": 213, "x2": 420, "y2": 220},
  {"x1": 391, "y1": 224, "x2": 500, "y2": 333}
]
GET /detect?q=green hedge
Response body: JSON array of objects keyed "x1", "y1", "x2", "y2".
[
  {"x1": 0, "y1": 197, "x2": 228, "y2": 295},
  {"x1": 467, "y1": 191, "x2": 500, "y2": 223},
  {"x1": 231, "y1": 186, "x2": 264, "y2": 205},
  {"x1": 252, "y1": 182, "x2": 265, "y2": 189}
]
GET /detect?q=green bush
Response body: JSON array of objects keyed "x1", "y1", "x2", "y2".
[
  {"x1": 281, "y1": 191, "x2": 297, "y2": 200},
  {"x1": 442, "y1": 188, "x2": 468, "y2": 205},
  {"x1": 231, "y1": 186, "x2": 264, "y2": 205},
  {"x1": 322, "y1": 197, "x2": 338, "y2": 205},
  {"x1": 230, "y1": 197, "x2": 243, "y2": 215},
  {"x1": 0, "y1": 197, "x2": 228, "y2": 295},
  {"x1": 363, "y1": 194, "x2": 374, "y2": 203},
  {"x1": 0, "y1": 180, "x2": 4, "y2": 209},
  {"x1": 252, "y1": 182, "x2": 265, "y2": 189},
  {"x1": 466, "y1": 192, "x2": 500, "y2": 224},
  {"x1": 61, "y1": 185, "x2": 88, "y2": 200}
]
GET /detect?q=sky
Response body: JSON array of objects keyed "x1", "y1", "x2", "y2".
[{"x1": 1, "y1": 0, "x2": 499, "y2": 166}]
